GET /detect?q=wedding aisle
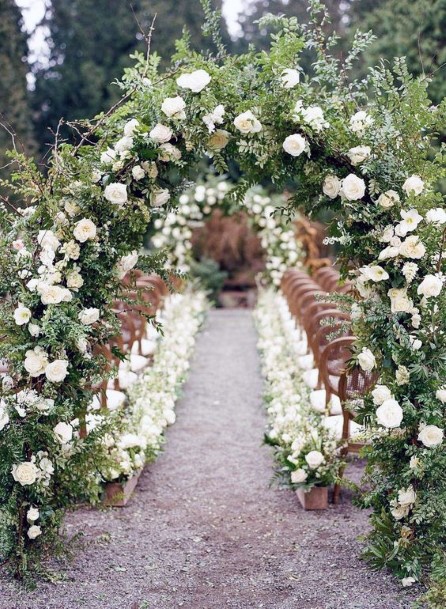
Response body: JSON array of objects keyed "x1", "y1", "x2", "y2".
[{"x1": 1, "y1": 310, "x2": 416, "y2": 609}]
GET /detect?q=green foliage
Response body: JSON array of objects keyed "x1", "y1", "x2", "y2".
[
  {"x1": 349, "y1": 0, "x2": 446, "y2": 105},
  {"x1": 189, "y1": 257, "x2": 227, "y2": 303},
  {"x1": 32, "y1": 0, "x2": 228, "y2": 154},
  {"x1": 0, "y1": 0, "x2": 35, "y2": 181}
]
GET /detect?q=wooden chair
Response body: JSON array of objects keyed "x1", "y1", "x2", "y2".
[{"x1": 308, "y1": 311, "x2": 351, "y2": 370}]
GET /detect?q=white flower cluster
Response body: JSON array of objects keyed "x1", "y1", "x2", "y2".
[
  {"x1": 293, "y1": 100, "x2": 329, "y2": 132},
  {"x1": 254, "y1": 289, "x2": 341, "y2": 488},
  {"x1": 243, "y1": 190, "x2": 303, "y2": 286},
  {"x1": 100, "y1": 291, "x2": 208, "y2": 481},
  {"x1": 151, "y1": 181, "x2": 303, "y2": 286},
  {"x1": 151, "y1": 182, "x2": 227, "y2": 273}
]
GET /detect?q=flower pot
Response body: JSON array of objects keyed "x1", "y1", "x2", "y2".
[
  {"x1": 103, "y1": 470, "x2": 141, "y2": 507},
  {"x1": 296, "y1": 486, "x2": 329, "y2": 510}
]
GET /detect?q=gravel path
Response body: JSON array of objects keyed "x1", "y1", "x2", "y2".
[{"x1": 1, "y1": 309, "x2": 419, "y2": 609}]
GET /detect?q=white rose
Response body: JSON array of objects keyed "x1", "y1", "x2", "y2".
[
  {"x1": 66, "y1": 269, "x2": 84, "y2": 289},
  {"x1": 14, "y1": 305, "x2": 31, "y2": 326},
  {"x1": 281, "y1": 68, "x2": 300, "y2": 88},
  {"x1": 402, "y1": 175, "x2": 424, "y2": 196},
  {"x1": 396, "y1": 209, "x2": 423, "y2": 237},
  {"x1": 12, "y1": 461, "x2": 38, "y2": 486},
  {"x1": 208, "y1": 129, "x2": 230, "y2": 150},
  {"x1": 176, "y1": 69, "x2": 211, "y2": 93},
  {"x1": 401, "y1": 577, "x2": 416, "y2": 588},
  {"x1": 38, "y1": 284, "x2": 72, "y2": 305},
  {"x1": 360, "y1": 265, "x2": 389, "y2": 282},
  {"x1": 305, "y1": 450, "x2": 325, "y2": 469},
  {"x1": 387, "y1": 288, "x2": 413, "y2": 313},
  {"x1": 417, "y1": 274, "x2": 442, "y2": 298},
  {"x1": 131, "y1": 165, "x2": 145, "y2": 181},
  {"x1": 73, "y1": 218, "x2": 97, "y2": 243},
  {"x1": 79, "y1": 307, "x2": 100, "y2": 325},
  {"x1": 426, "y1": 207, "x2": 446, "y2": 224},
  {"x1": 347, "y1": 145, "x2": 371, "y2": 165},
  {"x1": 104, "y1": 183, "x2": 128, "y2": 206},
  {"x1": 0, "y1": 401, "x2": 10, "y2": 431},
  {"x1": 391, "y1": 504, "x2": 409, "y2": 520},
  {"x1": 378, "y1": 246, "x2": 400, "y2": 261},
  {"x1": 24, "y1": 348, "x2": 48, "y2": 377},
  {"x1": 358, "y1": 348, "x2": 376, "y2": 371},
  {"x1": 149, "y1": 124, "x2": 173, "y2": 143},
  {"x1": 301, "y1": 105, "x2": 328, "y2": 131},
  {"x1": 100, "y1": 148, "x2": 116, "y2": 164},
  {"x1": 341, "y1": 174, "x2": 366, "y2": 201},
  {"x1": 409, "y1": 335, "x2": 422, "y2": 351},
  {"x1": 291, "y1": 468, "x2": 308, "y2": 483},
  {"x1": 45, "y1": 359, "x2": 69, "y2": 383},
  {"x1": 61, "y1": 240, "x2": 80, "y2": 260},
  {"x1": 418, "y1": 425, "x2": 443, "y2": 448},
  {"x1": 158, "y1": 143, "x2": 182, "y2": 162},
  {"x1": 161, "y1": 96, "x2": 186, "y2": 119},
  {"x1": 53, "y1": 421, "x2": 73, "y2": 444},
  {"x1": 282, "y1": 134, "x2": 307, "y2": 157},
  {"x1": 151, "y1": 188, "x2": 170, "y2": 207},
  {"x1": 142, "y1": 161, "x2": 158, "y2": 178},
  {"x1": 398, "y1": 236, "x2": 426, "y2": 259},
  {"x1": 349, "y1": 110, "x2": 373, "y2": 134},
  {"x1": 37, "y1": 230, "x2": 60, "y2": 252},
  {"x1": 435, "y1": 388, "x2": 446, "y2": 403},
  {"x1": 322, "y1": 175, "x2": 341, "y2": 199},
  {"x1": 116, "y1": 251, "x2": 139, "y2": 278},
  {"x1": 371, "y1": 385, "x2": 392, "y2": 405},
  {"x1": 396, "y1": 365, "x2": 410, "y2": 386},
  {"x1": 398, "y1": 485, "x2": 416, "y2": 506},
  {"x1": 114, "y1": 135, "x2": 133, "y2": 154},
  {"x1": 376, "y1": 399, "x2": 403, "y2": 428},
  {"x1": 27, "y1": 507, "x2": 40, "y2": 522},
  {"x1": 202, "y1": 104, "x2": 225, "y2": 132},
  {"x1": 377, "y1": 190, "x2": 400, "y2": 208},
  {"x1": 27, "y1": 525, "x2": 42, "y2": 540},
  {"x1": 124, "y1": 118, "x2": 139, "y2": 136},
  {"x1": 233, "y1": 111, "x2": 262, "y2": 134}
]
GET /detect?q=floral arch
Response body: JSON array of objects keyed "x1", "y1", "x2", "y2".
[{"x1": 1, "y1": 3, "x2": 445, "y2": 601}]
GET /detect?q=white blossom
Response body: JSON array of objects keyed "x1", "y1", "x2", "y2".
[
  {"x1": 233, "y1": 111, "x2": 262, "y2": 134},
  {"x1": 176, "y1": 69, "x2": 211, "y2": 93},
  {"x1": 104, "y1": 183, "x2": 128, "y2": 206}
]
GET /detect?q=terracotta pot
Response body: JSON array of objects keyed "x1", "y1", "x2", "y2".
[
  {"x1": 296, "y1": 486, "x2": 329, "y2": 510},
  {"x1": 103, "y1": 470, "x2": 141, "y2": 507}
]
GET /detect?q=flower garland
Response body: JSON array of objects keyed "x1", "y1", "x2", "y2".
[
  {"x1": 151, "y1": 180, "x2": 303, "y2": 286},
  {"x1": 254, "y1": 288, "x2": 342, "y2": 489},
  {"x1": 101, "y1": 290, "x2": 208, "y2": 482}
]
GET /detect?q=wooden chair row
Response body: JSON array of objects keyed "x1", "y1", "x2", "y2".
[
  {"x1": 91, "y1": 273, "x2": 169, "y2": 414},
  {"x1": 281, "y1": 267, "x2": 376, "y2": 502}
]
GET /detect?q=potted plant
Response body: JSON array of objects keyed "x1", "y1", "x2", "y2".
[{"x1": 268, "y1": 421, "x2": 342, "y2": 511}]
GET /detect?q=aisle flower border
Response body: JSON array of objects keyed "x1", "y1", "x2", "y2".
[
  {"x1": 100, "y1": 290, "x2": 208, "y2": 483},
  {"x1": 254, "y1": 288, "x2": 342, "y2": 490}
]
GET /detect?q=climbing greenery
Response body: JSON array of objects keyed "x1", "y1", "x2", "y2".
[{"x1": 0, "y1": 1, "x2": 445, "y2": 603}]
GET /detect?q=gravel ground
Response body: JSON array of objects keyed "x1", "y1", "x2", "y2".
[{"x1": 1, "y1": 309, "x2": 420, "y2": 609}]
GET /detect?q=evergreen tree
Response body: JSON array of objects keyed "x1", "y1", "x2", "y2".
[
  {"x1": 32, "y1": 0, "x2": 226, "y2": 152},
  {"x1": 348, "y1": 0, "x2": 446, "y2": 104},
  {"x1": 0, "y1": 0, "x2": 34, "y2": 177},
  {"x1": 235, "y1": 0, "x2": 346, "y2": 54}
]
